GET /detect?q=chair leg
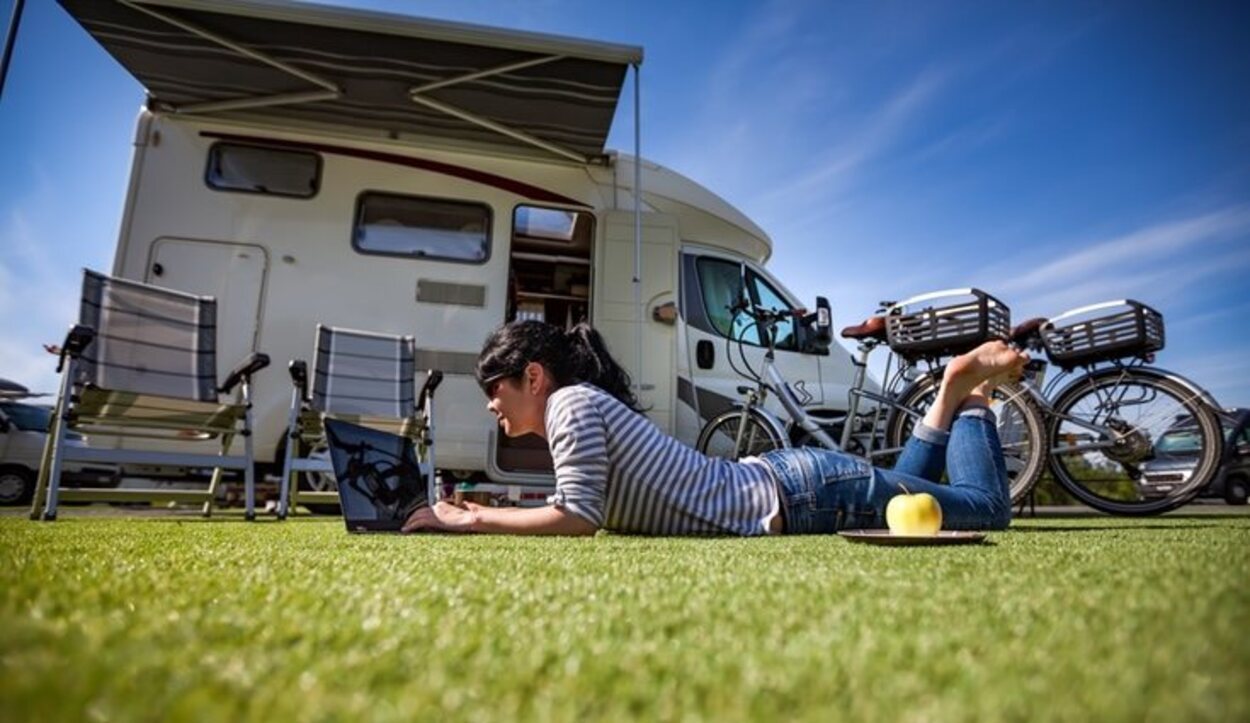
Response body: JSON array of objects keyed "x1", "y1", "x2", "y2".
[
  {"x1": 35, "y1": 363, "x2": 78, "y2": 521},
  {"x1": 204, "y1": 464, "x2": 224, "y2": 518},
  {"x1": 41, "y1": 414, "x2": 70, "y2": 522},
  {"x1": 205, "y1": 430, "x2": 235, "y2": 518},
  {"x1": 29, "y1": 414, "x2": 57, "y2": 521},
  {"x1": 243, "y1": 437, "x2": 256, "y2": 523},
  {"x1": 278, "y1": 434, "x2": 296, "y2": 521},
  {"x1": 242, "y1": 380, "x2": 256, "y2": 522},
  {"x1": 278, "y1": 386, "x2": 304, "y2": 520}
]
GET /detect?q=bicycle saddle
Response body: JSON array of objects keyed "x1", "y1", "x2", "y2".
[
  {"x1": 1009, "y1": 318, "x2": 1048, "y2": 347},
  {"x1": 840, "y1": 316, "x2": 888, "y2": 341}
]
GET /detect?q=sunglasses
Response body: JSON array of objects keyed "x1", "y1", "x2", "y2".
[{"x1": 479, "y1": 372, "x2": 517, "y2": 399}]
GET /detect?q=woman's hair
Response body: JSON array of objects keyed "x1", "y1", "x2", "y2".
[{"x1": 476, "y1": 321, "x2": 641, "y2": 411}]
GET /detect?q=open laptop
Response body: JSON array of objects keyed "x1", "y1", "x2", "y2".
[{"x1": 323, "y1": 417, "x2": 430, "y2": 533}]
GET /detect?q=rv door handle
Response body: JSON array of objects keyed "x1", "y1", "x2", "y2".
[
  {"x1": 696, "y1": 340, "x2": 714, "y2": 369},
  {"x1": 151, "y1": 263, "x2": 164, "y2": 277}
]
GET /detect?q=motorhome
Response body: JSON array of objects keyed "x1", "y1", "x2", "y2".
[{"x1": 55, "y1": 0, "x2": 861, "y2": 494}]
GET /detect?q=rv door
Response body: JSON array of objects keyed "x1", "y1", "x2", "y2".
[
  {"x1": 678, "y1": 252, "x2": 822, "y2": 443},
  {"x1": 597, "y1": 211, "x2": 679, "y2": 432}
]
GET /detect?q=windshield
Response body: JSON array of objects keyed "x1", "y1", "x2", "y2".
[
  {"x1": 1155, "y1": 429, "x2": 1201, "y2": 455},
  {"x1": 0, "y1": 402, "x2": 52, "y2": 432}
]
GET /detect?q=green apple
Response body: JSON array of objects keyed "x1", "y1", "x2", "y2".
[{"x1": 885, "y1": 489, "x2": 943, "y2": 536}]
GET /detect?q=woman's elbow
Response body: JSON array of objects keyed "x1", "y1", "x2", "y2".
[{"x1": 566, "y1": 517, "x2": 600, "y2": 536}]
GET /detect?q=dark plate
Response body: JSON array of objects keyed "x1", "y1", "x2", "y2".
[{"x1": 838, "y1": 529, "x2": 988, "y2": 546}]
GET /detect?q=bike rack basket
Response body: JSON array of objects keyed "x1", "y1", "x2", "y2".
[
  {"x1": 884, "y1": 288, "x2": 1011, "y2": 359},
  {"x1": 1041, "y1": 299, "x2": 1165, "y2": 368}
]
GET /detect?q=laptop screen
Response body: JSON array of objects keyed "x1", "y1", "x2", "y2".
[{"x1": 323, "y1": 417, "x2": 429, "y2": 525}]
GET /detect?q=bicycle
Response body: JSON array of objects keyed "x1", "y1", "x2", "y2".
[
  {"x1": 696, "y1": 289, "x2": 1047, "y2": 503},
  {"x1": 997, "y1": 300, "x2": 1225, "y2": 516}
]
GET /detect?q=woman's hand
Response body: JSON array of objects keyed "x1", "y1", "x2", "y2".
[
  {"x1": 402, "y1": 500, "x2": 481, "y2": 534},
  {"x1": 400, "y1": 501, "x2": 598, "y2": 535}
]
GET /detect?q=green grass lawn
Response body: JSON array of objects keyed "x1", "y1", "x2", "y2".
[{"x1": 2, "y1": 511, "x2": 1248, "y2": 722}]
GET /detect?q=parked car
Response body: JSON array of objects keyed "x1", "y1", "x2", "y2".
[
  {"x1": 0, "y1": 399, "x2": 119, "y2": 505},
  {"x1": 1139, "y1": 408, "x2": 1250, "y2": 505}
]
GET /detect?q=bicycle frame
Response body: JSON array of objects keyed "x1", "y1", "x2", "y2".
[
  {"x1": 838, "y1": 338, "x2": 941, "y2": 462},
  {"x1": 731, "y1": 313, "x2": 945, "y2": 463},
  {"x1": 756, "y1": 352, "x2": 839, "y2": 450}
]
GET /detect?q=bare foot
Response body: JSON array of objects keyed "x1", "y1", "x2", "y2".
[
  {"x1": 942, "y1": 341, "x2": 1029, "y2": 400},
  {"x1": 921, "y1": 341, "x2": 1028, "y2": 431},
  {"x1": 964, "y1": 368, "x2": 1021, "y2": 408}
]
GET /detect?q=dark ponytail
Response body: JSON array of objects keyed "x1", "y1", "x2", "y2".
[{"x1": 476, "y1": 321, "x2": 642, "y2": 412}]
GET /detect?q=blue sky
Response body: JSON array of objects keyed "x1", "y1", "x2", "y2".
[{"x1": 2, "y1": 0, "x2": 1248, "y2": 405}]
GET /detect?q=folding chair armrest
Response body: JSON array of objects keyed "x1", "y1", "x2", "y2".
[
  {"x1": 219, "y1": 352, "x2": 271, "y2": 394},
  {"x1": 288, "y1": 359, "x2": 310, "y2": 403},
  {"x1": 57, "y1": 324, "x2": 96, "y2": 373},
  {"x1": 417, "y1": 369, "x2": 444, "y2": 410}
]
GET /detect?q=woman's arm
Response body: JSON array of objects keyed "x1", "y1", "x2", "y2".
[{"x1": 402, "y1": 500, "x2": 598, "y2": 536}]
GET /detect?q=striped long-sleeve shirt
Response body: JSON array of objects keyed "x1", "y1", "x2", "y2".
[{"x1": 544, "y1": 383, "x2": 779, "y2": 535}]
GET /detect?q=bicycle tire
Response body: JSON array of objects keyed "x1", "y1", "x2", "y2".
[
  {"x1": 884, "y1": 377, "x2": 1047, "y2": 504},
  {"x1": 696, "y1": 409, "x2": 788, "y2": 460},
  {"x1": 1045, "y1": 367, "x2": 1223, "y2": 516}
]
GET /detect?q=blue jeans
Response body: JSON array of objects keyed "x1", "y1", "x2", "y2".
[{"x1": 759, "y1": 408, "x2": 1012, "y2": 533}]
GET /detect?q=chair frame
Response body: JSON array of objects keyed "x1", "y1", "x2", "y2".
[{"x1": 30, "y1": 273, "x2": 270, "y2": 521}]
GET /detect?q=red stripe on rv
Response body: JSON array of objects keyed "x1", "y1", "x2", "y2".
[{"x1": 200, "y1": 132, "x2": 591, "y2": 208}]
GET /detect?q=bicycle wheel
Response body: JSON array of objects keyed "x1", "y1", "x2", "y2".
[
  {"x1": 1046, "y1": 367, "x2": 1223, "y2": 515},
  {"x1": 885, "y1": 377, "x2": 1047, "y2": 504},
  {"x1": 697, "y1": 409, "x2": 787, "y2": 460}
]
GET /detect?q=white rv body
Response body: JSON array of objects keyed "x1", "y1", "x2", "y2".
[{"x1": 105, "y1": 112, "x2": 860, "y2": 482}]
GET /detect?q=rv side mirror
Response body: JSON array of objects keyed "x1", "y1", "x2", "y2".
[{"x1": 803, "y1": 296, "x2": 833, "y2": 354}]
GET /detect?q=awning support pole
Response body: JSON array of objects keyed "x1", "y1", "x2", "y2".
[
  {"x1": 409, "y1": 93, "x2": 588, "y2": 164},
  {"x1": 178, "y1": 89, "x2": 340, "y2": 115},
  {"x1": 410, "y1": 54, "x2": 564, "y2": 94},
  {"x1": 407, "y1": 53, "x2": 586, "y2": 163},
  {"x1": 633, "y1": 62, "x2": 643, "y2": 399},
  {"x1": 118, "y1": 0, "x2": 341, "y2": 113},
  {"x1": 0, "y1": 0, "x2": 25, "y2": 103}
]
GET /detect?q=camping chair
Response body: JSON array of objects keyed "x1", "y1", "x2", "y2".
[
  {"x1": 30, "y1": 270, "x2": 270, "y2": 521},
  {"x1": 279, "y1": 325, "x2": 442, "y2": 519}
]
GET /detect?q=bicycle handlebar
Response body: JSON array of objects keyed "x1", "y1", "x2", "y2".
[{"x1": 727, "y1": 300, "x2": 803, "y2": 325}]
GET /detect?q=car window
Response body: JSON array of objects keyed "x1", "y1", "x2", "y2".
[
  {"x1": 1155, "y1": 429, "x2": 1200, "y2": 455},
  {"x1": 695, "y1": 257, "x2": 759, "y2": 345},
  {"x1": 0, "y1": 402, "x2": 51, "y2": 432},
  {"x1": 747, "y1": 271, "x2": 799, "y2": 351}
]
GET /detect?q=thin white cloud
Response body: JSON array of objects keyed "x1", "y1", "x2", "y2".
[
  {"x1": 0, "y1": 179, "x2": 99, "y2": 395},
  {"x1": 754, "y1": 66, "x2": 951, "y2": 210},
  {"x1": 999, "y1": 206, "x2": 1250, "y2": 296}
]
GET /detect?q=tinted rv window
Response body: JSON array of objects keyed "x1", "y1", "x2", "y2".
[
  {"x1": 747, "y1": 273, "x2": 799, "y2": 351},
  {"x1": 353, "y1": 193, "x2": 491, "y2": 263},
  {"x1": 695, "y1": 257, "x2": 759, "y2": 345},
  {"x1": 694, "y1": 257, "x2": 799, "y2": 350},
  {"x1": 206, "y1": 143, "x2": 320, "y2": 198}
]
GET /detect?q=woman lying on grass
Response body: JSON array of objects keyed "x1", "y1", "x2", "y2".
[{"x1": 403, "y1": 321, "x2": 1028, "y2": 535}]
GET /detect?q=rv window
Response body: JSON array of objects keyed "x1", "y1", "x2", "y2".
[
  {"x1": 353, "y1": 193, "x2": 490, "y2": 263},
  {"x1": 515, "y1": 207, "x2": 577, "y2": 241},
  {"x1": 695, "y1": 258, "x2": 759, "y2": 345},
  {"x1": 694, "y1": 258, "x2": 800, "y2": 350},
  {"x1": 205, "y1": 143, "x2": 320, "y2": 198},
  {"x1": 747, "y1": 272, "x2": 799, "y2": 351}
]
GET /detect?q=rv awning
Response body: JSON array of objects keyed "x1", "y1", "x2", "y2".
[{"x1": 58, "y1": 0, "x2": 643, "y2": 163}]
